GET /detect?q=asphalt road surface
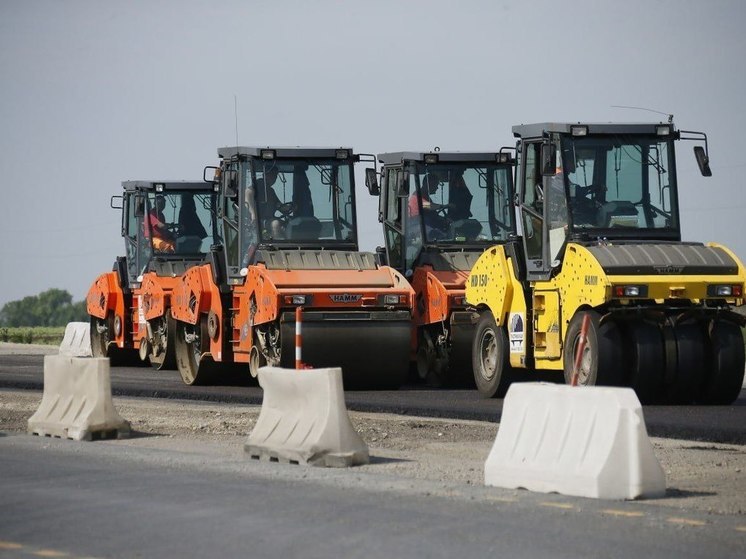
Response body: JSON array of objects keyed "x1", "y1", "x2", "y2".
[
  {"x1": 0, "y1": 352, "x2": 744, "y2": 444},
  {"x1": 1, "y1": 346, "x2": 745, "y2": 558},
  {"x1": 1, "y1": 434, "x2": 745, "y2": 559}
]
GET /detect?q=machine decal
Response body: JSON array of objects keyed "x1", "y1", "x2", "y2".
[
  {"x1": 470, "y1": 274, "x2": 489, "y2": 287},
  {"x1": 654, "y1": 265, "x2": 684, "y2": 274},
  {"x1": 330, "y1": 294, "x2": 362, "y2": 303},
  {"x1": 508, "y1": 312, "x2": 525, "y2": 354}
]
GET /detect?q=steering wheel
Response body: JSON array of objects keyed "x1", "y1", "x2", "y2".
[
  {"x1": 276, "y1": 202, "x2": 295, "y2": 218},
  {"x1": 574, "y1": 183, "x2": 606, "y2": 200},
  {"x1": 434, "y1": 204, "x2": 450, "y2": 217},
  {"x1": 534, "y1": 183, "x2": 544, "y2": 202}
]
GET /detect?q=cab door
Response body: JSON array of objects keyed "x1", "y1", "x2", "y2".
[
  {"x1": 518, "y1": 141, "x2": 549, "y2": 279},
  {"x1": 381, "y1": 166, "x2": 405, "y2": 273}
]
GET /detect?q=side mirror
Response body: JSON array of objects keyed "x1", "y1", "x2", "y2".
[
  {"x1": 375, "y1": 246, "x2": 388, "y2": 266},
  {"x1": 203, "y1": 165, "x2": 220, "y2": 183},
  {"x1": 693, "y1": 146, "x2": 712, "y2": 177},
  {"x1": 365, "y1": 168, "x2": 380, "y2": 196},
  {"x1": 397, "y1": 170, "x2": 410, "y2": 197},
  {"x1": 134, "y1": 196, "x2": 145, "y2": 217},
  {"x1": 110, "y1": 195, "x2": 123, "y2": 210},
  {"x1": 224, "y1": 169, "x2": 239, "y2": 199},
  {"x1": 541, "y1": 143, "x2": 557, "y2": 176}
]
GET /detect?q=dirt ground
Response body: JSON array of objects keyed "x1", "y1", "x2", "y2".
[{"x1": 1, "y1": 389, "x2": 744, "y2": 517}]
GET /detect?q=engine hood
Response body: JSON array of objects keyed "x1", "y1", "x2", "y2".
[{"x1": 585, "y1": 242, "x2": 739, "y2": 275}]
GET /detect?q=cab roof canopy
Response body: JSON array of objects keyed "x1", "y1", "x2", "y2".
[
  {"x1": 121, "y1": 181, "x2": 209, "y2": 192},
  {"x1": 377, "y1": 151, "x2": 505, "y2": 165},
  {"x1": 512, "y1": 122, "x2": 677, "y2": 139},
  {"x1": 217, "y1": 146, "x2": 355, "y2": 160}
]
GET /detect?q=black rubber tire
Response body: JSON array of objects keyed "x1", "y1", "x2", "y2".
[
  {"x1": 562, "y1": 311, "x2": 624, "y2": 387},
  {"x1": 472, "y1": 311, "x2": 510, "y2": 398},
  {"x1": 90, "y1": 313, "x2": 140, "y2": 366},
  {"x1": 624, "y1": 321, "x2": 665, "y2": 404},
  {"x1": 416, "y1": 329, "x2": 458, "y2": 388},
  {"x1": 665, "y1": 322, "x2": 706, "y2": 404},
  {"x1": 148, "y1": 315, "x2": 177, "y2": 371},
  {"x1": 249, "y1": 339, "x2": 267, "y2": 379},
  {"x1": 90, "y1": 315, "x2": 111, "y2": 359},
  {"x1": 416, "y1": 330, "x2": 437, "y2": 384},
  {"x1": 701, "y1": 320, "x2": 745, "y2": 405},
  {"x1": 174, "y1": 318, "x2": 211, "y2": 386}
]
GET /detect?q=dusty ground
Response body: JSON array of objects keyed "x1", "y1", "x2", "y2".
[{"x1": 2, "y1": 389, "x2": 744, "y2": 517}]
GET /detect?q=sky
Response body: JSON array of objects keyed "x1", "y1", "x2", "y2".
[{"x1": 1, "y1": 0, "x2": 745, "y2": 306}]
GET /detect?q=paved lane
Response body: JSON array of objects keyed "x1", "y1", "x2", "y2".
[
  {"x1": 1, "y1": 434, "x2": 744, "y2": 559},
  {"x1": 1, "y1": 352, "x2": 744, "y2": 444}
]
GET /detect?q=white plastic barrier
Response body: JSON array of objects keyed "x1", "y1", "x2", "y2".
[
  {"x1": 59, "y1": 321, "x2": 92, "y2": 357},
  {"x1": 484, "y1": 383, "x2": 665, "y2": 500},
  {"x1": 245, "y1": 367, "x2": 369, "y2": 467},
  {"x1": 27, "y1": 355, "x2": 131, "y2": 441}
]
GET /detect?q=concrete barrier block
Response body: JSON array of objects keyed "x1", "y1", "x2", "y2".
[
  {"x1": 27, "y1": 355, "x2": 130, "y2": 441},
  {"x1": 59, "y1": 322, "x2": 92, "y2": 357},
  {"x1": 484, "y1": 383, "x2": 665, "y2": 500},
  {"x1": 245, "y1": 367, "x2": 369, "y2": 467}
]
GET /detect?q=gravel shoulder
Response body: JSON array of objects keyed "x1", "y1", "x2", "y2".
[{"x1": 1, "y1": 389, "x2": 744, "y2": 517}]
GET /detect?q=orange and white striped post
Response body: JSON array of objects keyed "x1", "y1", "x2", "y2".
[
  {"x1": 570, "y1": 313, "x2": 592, "y2": 387},
  {"x1": 295, "y1": 305, "x2": 303, "y2": 370}
]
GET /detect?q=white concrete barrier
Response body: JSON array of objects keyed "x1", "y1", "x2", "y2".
[
  {"x1": 59, "y1": 322, "x2": 92, "y2": 357},
  {"x1": 245, "y1": 367, "x2": 369, "y2": 467},
  {"x1": 27, "y1": 355, "x2": 131, "y2": 441},
  {"x1": 484, "y1": 383, "x2": 665, "y2": 500}
]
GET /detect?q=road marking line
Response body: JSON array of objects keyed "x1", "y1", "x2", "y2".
[
  {"x1": 540, "y1": 502, "x2": 576, "y2": 510},
  {"x1": 33, "y1": 550, "x2": 69, "y2": 557},
  {"x1": 601, "y1": 509, "x2": 645, "y2": 518},
  {"x1": 0, "y1": 541, "x2": 23, "y2": 550},
  {"x1": 487, "y1": 496, "x2": 518, "y2": 503},
  {"x1": 735, "y1": 526, "x2": 746, "y2": 533},
  {"x1": 666, "y1": 517, "x2": 707, "y2": 527}
]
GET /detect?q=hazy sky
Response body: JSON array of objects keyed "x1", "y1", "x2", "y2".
[{"x1": 1, "y1": 0, "x2": 745, "y2": 306}]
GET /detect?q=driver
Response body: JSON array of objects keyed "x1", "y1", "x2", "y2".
[
  {"x1": 447, "y1": 169, "x2": 472, "y2": 221},
  {"x1": 255, "y1": 165, "x2": 288, "y2": 238},
  {"x1": 408, "y1": 173, "x2": 449, "y2": 236},
  {"x1": 148, "y1": 195, "x2": 176, "y2": 252}
]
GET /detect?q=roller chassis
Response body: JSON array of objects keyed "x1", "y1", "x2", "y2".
[
  {"x1": 86, "y1": 181, "x2": 217, "y2": 370},
  {"x1": 466, "y1": 121, "x2": 746, "y2": 404},
  {"x1": 169, "y1": 147, "x2": 416, "y2": 389}
]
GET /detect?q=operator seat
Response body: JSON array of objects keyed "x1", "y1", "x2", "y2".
[
  {"x1": 285, "y1": 216, "x2": 322, "y2": 239},
  {"x1": 449, "y1": 218, "x2": 482, "y2": 241},
  {"x1": 597, "y1": 201, "x2": 638, "y2": 228}
]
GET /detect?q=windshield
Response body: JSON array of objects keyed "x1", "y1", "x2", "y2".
[
  {"x1": 408, "y1": 162, "x2": 514, "y2": 245},
  {"x1": 560, "y1": 135, "x2": 678, "y2": 233},
  {"x1": 250, "y1": 159, "x2": 357, "y2": 244},
  {"x1": 144, "y1": 191, "x2": 218, "y2": 255}
]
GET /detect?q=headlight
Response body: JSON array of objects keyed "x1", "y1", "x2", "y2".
[
  {"x1": 571, "y1": 125, "x2": 588, "y2": 136},
  {"x1": 613, "y1": 285, "x2": 646, "y2": 297},
  {"x1": 707, "y1": 284, "x2": 743, "y2": 297},
  {"x1": 283, "y1": 295, "x2": 308, "y2": 305},
  {"x1": 378, "y1": 294, "x2": 405, "y2": 306},
  {"x1": 656, "y1": 125, "x2": 672, "y2": 136}
]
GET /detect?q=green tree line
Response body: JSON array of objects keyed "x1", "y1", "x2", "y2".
[{"x1": 0, "y1": 289, "x2": 87, "y2": 327}]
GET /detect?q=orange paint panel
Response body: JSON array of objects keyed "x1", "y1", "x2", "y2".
[
  {"x1": 263, "y1": 268, "x2": 396, "y2": 288},
  {"x1": 411, "y1": 267, "x2": 466, "y2": 327},
  {"x1": 137, "y1": 273, "x2": 180, "y2": 321}
]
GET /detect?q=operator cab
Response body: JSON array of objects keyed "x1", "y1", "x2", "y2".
[
  {"x1": 513, "y1": 122, "x2": 712, "y2": 280},
  {"x1": 212, "y1": 147, "x2": 372, "y2": 281},
  {"x1": 370, "y1": 151, "x2": 515, "y2": 275},
  {"x1": 117, "y1": 181, "x2": 220, "y2": 285}
]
